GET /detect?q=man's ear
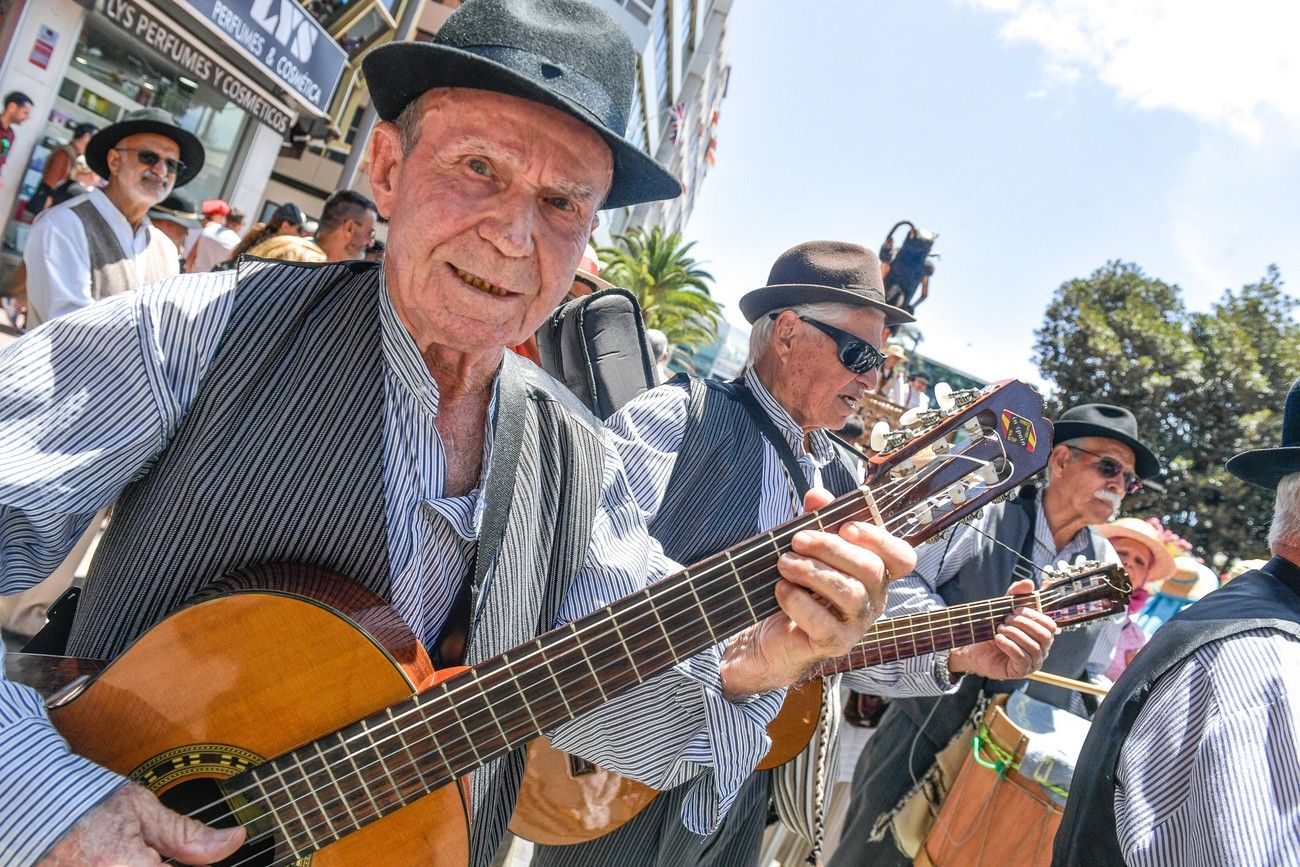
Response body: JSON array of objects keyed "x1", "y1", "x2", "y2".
[
  {"x1": 1048, "y1": 443, "x2": 1073, "y2": 477},
  {"x1": 771, "y1": 310, "x2": 799, "y2": 361},
  {"x1": 369, "y1": 121, "x2": 403, "y2": 219}
]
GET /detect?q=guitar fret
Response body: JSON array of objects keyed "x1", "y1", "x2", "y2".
[
  {"x1": 687, "y1": 581, "x2": 720, "y2": 645},
  {"x1": 362, "y1": 718, "x2": 410, "y2": 809},
  {"x1": 290, "y1": 751, "x2": 337, "y2": 841},
  {"x1": 538, "y1": 639, "x2": 577, "y2": 718},
  {"x1": 251, "y1": 774, "x2": 303, "y2": 861},
  {"x1": 473, "y1": 668, "x2": 514, "y2": 744},
  {"x1": 500, "y1": 652, "x2": 545, "y2": 734},
  {"x1": 724, "y1": 551, "x2": 759, "y2": 621},
  {"x1": 606, "y1": 611, "x2": 641, "y2": 680},
  {"x1": 269, "y1": 761, "x2": 317, "y2": 852},
  {"x1": 569, "y1": 622, "x2": 610, "y2": 702},
  {"x1": 768, "y1": 531, "x2": 783, "y2": 558},
  {"x1": 646, "y1": 597, "x2": 678, "y2": 659},
  {"x1": 386, "y1": 707, "x2": 433, "y2": 793},
  {"x1": 338, "y1": 731, "x2": 385, "y2": 821},
  {"x1": 315, "y1": 741, "x2": 360, "y2": 831},
  {"x1": 445, "y1": 685, "x2": 486, "y2": 768}
]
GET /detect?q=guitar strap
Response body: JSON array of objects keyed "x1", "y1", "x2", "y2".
[
  {"x1": 716, "y1": 378, "x2": 812, "y2": 498},
  {"x1": 433, "y1": 355, "x2": 529, "y2": 668}
]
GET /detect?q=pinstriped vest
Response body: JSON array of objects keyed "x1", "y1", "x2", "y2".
[
  {"x1": 650, "y1": 376, "x2": 860, "y2": 566},
  {"x1": 71, "y1": 258, "x2": 606, "y2": 867}
]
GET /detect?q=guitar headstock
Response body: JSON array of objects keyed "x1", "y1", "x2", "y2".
[
  {"x1": 863, "y1": 380, "x2": 1052, "y2": 547},
  {"x1": 1038, "y1": 561, "x2": 1133, "y2": 628}
]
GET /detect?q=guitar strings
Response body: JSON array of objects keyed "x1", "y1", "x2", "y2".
[
  {"x1": 189, "y1": 442, "x2": 1017, "y2": 864},
  {"x1": 190, "y1": 440, "x2": 1024, "y2": 861},
  {"x1": 201, "y1": 446, "x2": 1016, "y2": 866}
]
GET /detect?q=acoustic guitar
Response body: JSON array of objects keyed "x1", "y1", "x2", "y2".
[
  {"x1": 508, "y1": 561, "x2": 1130, "y2": 846},
  {"x1": 12, "y1": 379, "x2": 1047, "y2": 866}
]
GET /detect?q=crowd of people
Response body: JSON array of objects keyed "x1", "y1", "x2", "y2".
[{"x1": 0, "y1": 1, "x2": 1296, "y2": 867}]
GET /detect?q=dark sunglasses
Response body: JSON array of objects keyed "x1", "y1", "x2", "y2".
[
  {"x1": 116, "y1": 147, "x2": 186, "y2": 177},
  {"x1": 771, "y1": 312, "x2": 887, "y2": 375},
  {"x1": 1067, "y1": 445, "x2": 1143, "y2": 494}
]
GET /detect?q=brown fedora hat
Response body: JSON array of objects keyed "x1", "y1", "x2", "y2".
[{"x1": 738, "y1": 241, "x2": 914, "y2": 325}]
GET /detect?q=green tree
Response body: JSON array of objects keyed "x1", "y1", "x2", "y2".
[
  {"x1": 1033, "y1": 261, "x2": 1297, "y2": 562},
  {"x1": 597, "y1": 226, "x2": 722, "y2": 350}
]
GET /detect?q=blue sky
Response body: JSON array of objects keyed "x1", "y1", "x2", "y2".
[{"x1": 685, "y1": 0, "x2": 1300, "y2": 385}]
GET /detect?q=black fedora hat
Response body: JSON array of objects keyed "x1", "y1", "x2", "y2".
[
  {"x1": 361, "y1": 0, "x2": 680, "y2": 210},
  {"x1": 84, "y1": 107, "x2": 205, "y2": 187},
  {"x1": 738, "y1": 241, "x2": 914, "y2": 325},
  {"x1": 1227, "y1": 378, "x2": 1300, "y2": 490},
  {"x1": 1054, "y1": 403, "x2": 1160, "y2": 480}
]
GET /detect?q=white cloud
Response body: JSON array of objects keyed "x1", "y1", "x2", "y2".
[{"x1": 962, "y1": 0, "x2": 1300, "y2": 139}]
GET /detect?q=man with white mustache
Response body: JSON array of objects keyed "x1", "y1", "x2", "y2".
[
  {"x1": 23, "y1": 107, "x2": 204, "y2": 327},
  {"x1": 831, "y1": 403, "x2": 1159, "y2": 867}
]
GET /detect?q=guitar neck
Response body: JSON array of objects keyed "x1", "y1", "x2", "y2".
[{"x1": 812, "y1": 592, "x2": 1039, "y2": 676}]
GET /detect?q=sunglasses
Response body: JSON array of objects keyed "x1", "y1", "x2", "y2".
[
  {"x1": 116, "y1": 147, "x2": 186, "y2": 177},
  {"x1": 1067, "y1": 445, "x2": 1143, "y2": 494},
  {"x1": 771, "y1": 313, "x2": 887, "y2": 375}
]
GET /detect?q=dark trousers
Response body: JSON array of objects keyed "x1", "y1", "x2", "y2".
[{"x1": 530, "y1": 770, "x2": 771, "y2": 867}]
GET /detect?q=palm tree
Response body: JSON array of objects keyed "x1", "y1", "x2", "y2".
[{"x1": 597, "y1": 226, "x2": 722, "y2": 350}]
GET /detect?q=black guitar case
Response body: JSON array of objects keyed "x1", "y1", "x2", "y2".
[{"x1": 537, "y1": 287, "x2": 658, "y2": 421}]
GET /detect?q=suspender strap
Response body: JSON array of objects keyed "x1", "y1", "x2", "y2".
[
  {"x1": 713, "y1": 378, "x2": 811, "y2": 498},
  {"x1": 434, "y1": 354, "x2": 529, "y2": 667}
]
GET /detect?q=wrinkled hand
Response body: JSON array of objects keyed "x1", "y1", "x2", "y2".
[
  {"x1": 38, "y1": 782, "x2": 244, "y2": 866},
  {"x1": 720, "y1": 488, "x2": 916, "y2": 699},
  {"x1": 948, "y1": 578, "x2": 1059, "y2": 681}
]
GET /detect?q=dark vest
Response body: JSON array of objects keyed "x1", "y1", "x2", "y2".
[
  {"x1": 1052, "y1": 557, "x2": 1300, "y2": 866},
  {"x1": 885, "y1": 494, "x2": 1108, "y2": 769},
  {"x1": 73, "y1": 259, "x2": 608, "y2": 867},
  {"x1": 649, "y1": 376, "x2": 860, "y2": 565}
]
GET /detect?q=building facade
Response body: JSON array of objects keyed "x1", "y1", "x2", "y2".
[
  {"x1": 0, "y1": 0, "x2": 351, "y2": 264},
  {"x1": 603, "y1": 0, "x2": 732, "y2": 238}
]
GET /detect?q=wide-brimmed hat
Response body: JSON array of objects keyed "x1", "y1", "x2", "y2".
[
  {"x1": 1226, "y1": 377, "x2": 1300, "y2": 489},
  {"x1": 574, "y1": 243, "x2": 614, "y2": 292},
  {"x1": 1162, "y1": 555, "x2": 1218, "y2": 600},
  {"x1": 201, "y1": 199, "x2": 229, "y2": 217},
  {"x1": 148, "y1": 193, "x2": 203, "y2": 229},
  {"x1": 361, "y1": 0, "x2": 680, "y2": 209},
  {"x1": 1053, "y1": 403, "x2": 1160, "y2": 480},
  {"x1": 884, "y1": 344, "x2": 907, "y2": 360},
  {"x1": 738, "y1": 241, "x2": 914, "y2": 325},
  {"x1": 84, "y1": 107, "x2": 204, "y2": 187},
  {"x1": 1097, "y1": 517, "x2": 1177, "y2": 586}
]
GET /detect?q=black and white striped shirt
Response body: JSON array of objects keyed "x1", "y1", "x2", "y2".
[{"x1": 0, "y1": 271, "x2": 781, "y2": 863}]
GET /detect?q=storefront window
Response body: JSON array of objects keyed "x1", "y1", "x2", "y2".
[{"x1": 5, "y1": 5, "x2": 251, "y2": 252}]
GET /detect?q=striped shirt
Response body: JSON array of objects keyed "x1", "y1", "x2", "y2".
[
  {"x1": 606, "y1": 367, "x2": 950, "y2": 696},
  {"x1": 0, "y1": 271, "x2": 778, "y2": 863},
  {"x1": 1115, "y1": 629, "x2": 1300, "y2": 866},
  {"x1": 887, "y1": 492, "x2": 1121, "y2": 676}
]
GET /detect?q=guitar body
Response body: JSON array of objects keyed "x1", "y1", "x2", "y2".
[
  {"x1": 509, "y1": 677, "x2": 824, "y2": 845},
  {"x1": 47, "y1": 572, "x2": 470, "y2": 866}
]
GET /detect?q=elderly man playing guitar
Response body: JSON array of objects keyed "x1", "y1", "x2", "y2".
[
  {"x1": 528, "y1": 241, "x2": 1058, "y2": 867},
  {"x1": 0, "y1": 2, "x2": 912, "y2": 866}
]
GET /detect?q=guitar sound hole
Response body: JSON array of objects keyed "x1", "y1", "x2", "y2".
[{"x1": 158, "y1": 778, "x2": 279, "y2": 867}]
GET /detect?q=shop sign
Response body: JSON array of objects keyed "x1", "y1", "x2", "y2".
[
  {"x1": 181, "y1": 0, "x2": 347, "y2": 117},
  {"x1": 102, "y1": 0, "x2": 295, "y2": 135},
  {"x1": 29, "y1": 25, "x2": 58, "y2": 70}
]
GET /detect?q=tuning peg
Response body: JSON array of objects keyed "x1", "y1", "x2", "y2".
[
  {"x1": 1057, "y1": 560, "x2": 1070, "y2": 573},
  {"x1": 947, "y1": 482, "x2": 967, "y2": 504},
  {"x1": 898, "y1": 407, "x2": 924, "y2": 427},
  {"x1": 870, "y1": 421, "x2": 891, "y2": 452},
  {"x1": 977, "y1": 463, "x2": 1001, "y2": 485},
  {"x1": 935, "y1": 381, "x2": 955, "y2": 411}
]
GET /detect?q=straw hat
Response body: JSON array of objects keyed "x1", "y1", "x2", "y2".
[
  {"x1": 1161, "y1": 555, "x2": 1219, "y2": 600},
  {"x1": 1096, "y1": 517, "x2": 1177, "y2": 586}
]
